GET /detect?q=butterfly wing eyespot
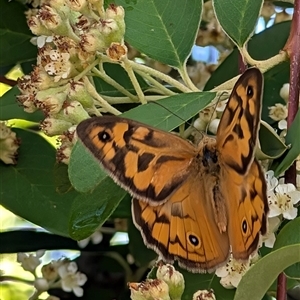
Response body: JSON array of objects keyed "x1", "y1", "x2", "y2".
[{"x1": 97, "y1": 130, "x2": 111, "y2": 142}]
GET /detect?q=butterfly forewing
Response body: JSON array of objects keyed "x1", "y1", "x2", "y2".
[
  {"x1": 77, "y1": 116, "x2": 197, "y2": 204},
  {"x1": 216, "y1": 68, "x2": 263, "y2": 176}
]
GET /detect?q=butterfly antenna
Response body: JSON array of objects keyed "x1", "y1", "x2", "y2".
[
  {"x1": 150, "y1": 101, "x2": 189, "y2": 124},
  {"x1": 150, "y1": 101, "x2": 203, "y2": 140},
  {"x1": 204, "y1": 91, "x2": 228, "y2": 134}
]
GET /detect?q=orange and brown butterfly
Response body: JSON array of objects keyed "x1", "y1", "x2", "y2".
[{"x1": 76, "y1": 68, "x2": 269, "y2": 273}]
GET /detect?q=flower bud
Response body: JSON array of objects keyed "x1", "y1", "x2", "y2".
[
  {"x1": 105, "y1": 4, "x2": 125, "y2": 38},
  {"x1": 41, "y1": 117, "x2": 73, "y2": 136},
  {"x1": 80, "y1": 29, "x2": 106, "y2": 53},
  {"x1": 279, "y1": 83, "x2": 289, "y2": 103},
  {"x1": 208, "y1": 118, "x2": 220, "y2": 135},
  {"x1": 56, "y1": 101, "x2": 90, "y2": 124},
  {"x1": 156, "y1": 264, "x2": 184, "y2": 300},
  {"x1": 28, "y1": 16, "x2": 53, "y2": 36},
  {"x1": 193, "y1": 117, "x2": 206, "y2": 131},
  {"x1": 199, "y1": 107, "x2": 217, "y2": 123},
  {"x1": 0, "y1": 123, "x2": 20, "y2": 165},
  {"x1": 193, "y1": 289, "x2": 216, "y2": 300},
  {"x1": 35, "y1": 86, "x2": 68, "y2": 114},
  {"x1": 34, "y1": 278, "x2": 49, "y2": 292},
  {"x1": 68, "y1": 80, "x2": 94, "y2": 108},
  {"x1": 129, "y1": 279, "x2": 170, "y2": 300}
]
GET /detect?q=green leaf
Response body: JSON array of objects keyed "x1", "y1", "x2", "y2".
[
  {"x1": 234, "y1": 244, "x2": 300, "y2": 300},
  {"x1": 69, "y1": 141, "x2": 109, "y2": 193},
  {"x1": 273, "y1": 217, "x2": 300, "y2": 279},
  {"x1": 69, "y1": 177, "x2": 127, "y2": 240},
  {"x1": 122, "y1": 91, "x2": 217, "y2": 131},
  {"x1": 274, "y1": 109, "x2": 300, "y2": 176},
  {"x1": 0, "y1": 0, "x2": 37, "y2": 67},
  {"x1": 213, "y1": 0, "x2": 263, "y2": 47},
  {"x1": 0, "y1": 86, "x2": 43, "y2": 122},
  {"x1": 128, "y1": 219, "x2": 157, "y2": 266},
  {"x1": 257, "y1": 121, "x2": 288, "y2": 159},
  {"x1": 111, "y1": 193, "x2": 131, "y2": 218},
  {"x1": 0, "y1": 129, "x2": 77, "y2": 236},
  {"x1": 115, "y1": 0, "x2": 202, "y2": 68}
]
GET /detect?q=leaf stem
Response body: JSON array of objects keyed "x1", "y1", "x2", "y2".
[
  {"x1": 0, "y1": 275, "x2": 33, "y2": 285},
  {"x1": 83, "y1": 77, "x2": 122, "y2": 115},
  {"x1": 134, "y1": 70, "x2": 176, "y2": 96},
  {"x1": 126, "y1": 60, "x2": 193, "y2": 93},
  {"x1": 121, "y1": 57, "x2": 146, "y2": 104},
  {"x1": 91, "y1": 62, "x2": 138, "y2": 101},
  {"x1": 241, "y1": 45, "x2": 288, "y2": 72},
  {"x1": 178, "y1": 65, "x2": 199, "y2": 91}
]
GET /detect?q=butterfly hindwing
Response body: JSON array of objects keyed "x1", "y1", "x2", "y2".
[{"x1": 132, "y1": 174, "x2": 230, "y2": 273}]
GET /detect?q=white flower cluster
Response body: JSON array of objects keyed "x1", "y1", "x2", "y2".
[
  {"x1": 17, "y1": 251, "x2": 87, "y2": 299},
  {"x1": 17, "y1": 0, "x2": 127, "y2": 164}
]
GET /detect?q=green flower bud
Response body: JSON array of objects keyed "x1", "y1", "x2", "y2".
[
  {"x1": 156, "y1": 264, "x2": 185, "y2": 300},
  {"x1": 129, "y1": 279, "x2": 170, "y2": 300},
  {"x1": 35, "y1": 86, "x2": 68, "y2": 114},
  {"x1": 0, "y1": 123, "x2": 20, "y2": 165},
  {"x1": 68, "y1": 80, "x2": 94, "y2": 108},
  {"x1": 41, "y1": 117, "x2": 73, "y2": 136},
  {"x1": 56, "y1": 101, "x2": 90, "y2": 124}
]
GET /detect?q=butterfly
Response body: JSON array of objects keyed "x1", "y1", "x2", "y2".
[{"x1": 76, "y1": 68, "x2": 269, "y2": 273}]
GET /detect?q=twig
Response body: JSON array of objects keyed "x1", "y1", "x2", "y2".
[{"x1": 277, "y1": 0, "x2": 300, "y2": 298}]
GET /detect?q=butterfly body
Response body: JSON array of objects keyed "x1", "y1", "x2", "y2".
[{"x1": 77, "y1": 68, "x2": 269, "y2": 273}]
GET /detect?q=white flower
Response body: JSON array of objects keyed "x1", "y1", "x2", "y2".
[
  {"x1": 77, "y1": 229, "x2": 103, "y2": 248},
  {"x1": 262, "y1": 217, "x2": 281, "y2": 248},
  {"x1": 17, "y1": 250, "x2": 45, "y2": 273},
  {"x1": 58, "y1": 262, "x2": 87, "y2": 297},
  {"x1": 265, "y1": 170, "x2": 278, "y2": 202},
  {"x1": 268, "y1": 103, "x2": 288, "y2": 121},
  {"x1": 44, "y1": 50, "x2": 72, "y2": 82},
  {"x1": 268, "y1": 183, "x2": 300, "y2": 219},
  {"x1": 215, "y1": 256, "x2": 251, "y2": 288}
]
